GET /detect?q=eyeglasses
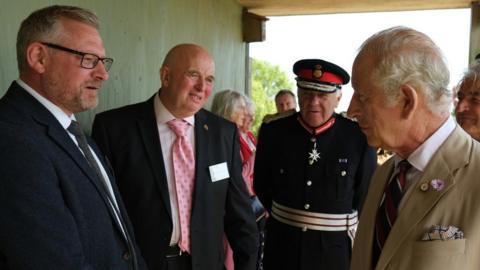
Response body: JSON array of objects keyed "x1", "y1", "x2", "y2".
[{"x1": 41, "y1": 42, "x2": 113, "y2": 71}]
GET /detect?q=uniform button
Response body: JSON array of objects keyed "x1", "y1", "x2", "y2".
[
  {"x1": 302, "y1": 226, "x2": 307, "y2": 232},
  {"x1": 306, "y1": 180, "x2": 312, "y2": 186},
  {"x1": 310, "y1": 137, "x2": 316, "y2": 142},
  {"x1": 420, "y1": 182, "x2": 429, "y2": 192},
  {"x1": 341, "y1": 171, "x2": 347, "y2": 176},
  {"x1": 122, "y1": 251, "x2": 131, "y2": 260},
  {"x1": 304, "y1": 204, "x2": 310, "y2": 210},
  {"x1": 280, "y1": 168, "x2": 284, "y2": 174}
]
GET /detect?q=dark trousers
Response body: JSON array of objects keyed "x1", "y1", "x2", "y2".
[{"x1": 163, "y1": 252, "x2": 192, "y2": 270}]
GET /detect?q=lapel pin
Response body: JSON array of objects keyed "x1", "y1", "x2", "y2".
[
  {"x1": 204, "y1": 124, "x2": 208, "y2": 131},
  {"x1": 430, "y1": 179, "x2": 444, "y2": 191},
  {"x1": 420, "y1": 182, "x2": 429, "y2": 192}
]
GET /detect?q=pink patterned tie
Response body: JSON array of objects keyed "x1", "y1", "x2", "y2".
[{"x1": 168, "y1": 119, "x2": 195, "y2": 253}]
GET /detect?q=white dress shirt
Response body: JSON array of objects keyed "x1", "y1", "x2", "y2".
[
  {"x1": 397, "y1": 116, "x2": 456, "y2": 211},
  {"x1": 154, "y1": 93, "x2": 195, "y2": 245}
]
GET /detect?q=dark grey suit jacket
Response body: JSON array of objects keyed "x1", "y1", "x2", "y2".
[
  {"x1": 0, "y1": 81, "x2": 147, "y2": 270},
  {"x1": 91, "y1": 94, "x2": 259, "y2": 270}
]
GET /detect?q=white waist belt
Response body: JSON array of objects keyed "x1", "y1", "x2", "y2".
[{"x1": 271, "y1": 201, "x2": 358, "y2": 232}]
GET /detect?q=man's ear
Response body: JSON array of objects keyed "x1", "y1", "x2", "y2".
[
  {"x1": 400, "y1": 84, "x2": 418, "y2": 120},
  {"x1": 160, "y1": 66, "x2": 169, "y2": 87},
  {"x1": 26, "y1": 42, "x2": 48, "y2": 74},
  {"x1": 335, "y1": 91, "x2": 342, "y2": 108}
]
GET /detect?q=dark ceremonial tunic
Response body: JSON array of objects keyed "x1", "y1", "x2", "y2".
[{"x1": 254, "y1": 112, "x2": 376, "y2": 270}]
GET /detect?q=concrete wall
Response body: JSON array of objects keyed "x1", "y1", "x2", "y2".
[{"x1": 0, "y1": 0, "x2": 247, "y2": 131}]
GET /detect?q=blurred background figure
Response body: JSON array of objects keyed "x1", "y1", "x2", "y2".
[
  {"x1": 455, "y1": 61, "x2": 480, "y2": 141},
  {"x1": 211, "y1": 90, "x2": 266, "y2": 270},
  {"x1": 275, "y1": 89, "x2": 297, "y2": 113},
  {"x1": 262, "y1": 90, "x2": 297, "y2": 123},
  {"x1": 239, "y1": 96, "x2": 257, "y2": 189}
]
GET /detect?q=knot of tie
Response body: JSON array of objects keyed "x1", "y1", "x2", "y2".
[
  {"x1": 397, "y1": 160, "x2": 411, "y2": 190},
  {"x1": 167, "y1": 119, "x2": 189, "y2": 137},
  {"x1": 398, "y1": 160, "x2": 411, "y2": 174},
  {"x1": 67, "y1": 120, "x2": 84, "y2": 138}
]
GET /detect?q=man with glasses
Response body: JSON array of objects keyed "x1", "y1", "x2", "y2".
[{"x1": 0, "y1": 5, "x2": 146, "y2": 270}]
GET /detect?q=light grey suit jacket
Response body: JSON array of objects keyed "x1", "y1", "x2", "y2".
[{"x1": 351, "y1": 126, "x2": 480, "y2": 270}]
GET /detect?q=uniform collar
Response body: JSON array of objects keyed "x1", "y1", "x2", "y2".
[{"x1": 297, "y1": 114, "x2": 336, "y2": 135}]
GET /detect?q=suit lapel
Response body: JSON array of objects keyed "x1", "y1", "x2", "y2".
[
  {"x1": 7, "y1": 82, "x2": 129, "y2": 242},
  {"x1": 40, "y1": 109, "x2": 130, "y2": 242},
  {"x1": 136, "y1": 95, "x2": 172, "y2": 219},
  {"x1": 377, "y1": 126, "x2": 471, "y2": 269},
  {"x1": 89, "y1": 139, "x2": 133, "y2": 239},
  {"x1": 10, "y1": 83, "x2": 104, "y2": 190},
  {"x1": 192, "y1": 110, "x2": 210, "y2": 216},
  {"x1": 356, "y1": 159, "x2": 395, "y2": 269}
]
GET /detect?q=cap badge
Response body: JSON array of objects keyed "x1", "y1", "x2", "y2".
[{"x1": 313, "y1": 64, "x2": 323, "y2": 78}]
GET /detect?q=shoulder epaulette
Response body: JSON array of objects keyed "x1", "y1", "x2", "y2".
[{"x1": 262, "y1": 109, "x2": 296, "y2": 124}]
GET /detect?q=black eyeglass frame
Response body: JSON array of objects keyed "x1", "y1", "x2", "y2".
[{"x1": 41, "y1": 42, "x2": 114, "y2": 71}]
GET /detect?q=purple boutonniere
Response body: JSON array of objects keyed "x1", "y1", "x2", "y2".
[{"x1": 430, "y1": 179, "x2": 444, "y2": 191}]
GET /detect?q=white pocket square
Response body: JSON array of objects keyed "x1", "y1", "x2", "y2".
[{"x1": 421, "y1": 225, "x2": 464, "y2": 241}]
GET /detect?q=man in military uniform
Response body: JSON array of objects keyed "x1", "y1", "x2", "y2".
[{"x1": 253, "y1": 59, "x2": 377, "y2": 270}]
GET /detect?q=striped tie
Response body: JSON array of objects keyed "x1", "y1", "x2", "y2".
[{"x1": 372, "y1": 160, "x2": 411, "y2": 268}]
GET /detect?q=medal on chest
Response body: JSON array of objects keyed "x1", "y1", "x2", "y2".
[
  {"x1": 298, "y1": 115, "x2": 336, "y2": 166},
  {"x1": 308, "y1": 139, "x2": 321, "y2": 165}
]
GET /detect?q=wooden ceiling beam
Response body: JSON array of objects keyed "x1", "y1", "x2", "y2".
[{"x1": 237, "y1": 0, "x2": 472, "y2": 16}]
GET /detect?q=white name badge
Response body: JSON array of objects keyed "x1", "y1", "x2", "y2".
[{"x1": 209, "y1": 162, "x2": 229, "y2": 182}]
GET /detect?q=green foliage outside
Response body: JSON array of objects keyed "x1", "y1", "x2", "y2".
[{"x1": 250, "y1": 58, "x2": 295, "y2": 136}]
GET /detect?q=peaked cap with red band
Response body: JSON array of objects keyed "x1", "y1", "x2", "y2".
[{"x1": 293, "y1": 59, "x2": 350, "y2": 93}]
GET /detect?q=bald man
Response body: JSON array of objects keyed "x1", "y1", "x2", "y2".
[{"x1": 92, "y1": 44, "x2": 258, "y2": 270}]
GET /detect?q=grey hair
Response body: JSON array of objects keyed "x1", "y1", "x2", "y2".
[
  {"x1": 210, "y1": 90, "x2": 246, "y2": 121},
  {"x1": 357, "y1": 26, "x2": 451, "y2": 116},
  {"x1": 244, "y1": 95, "x2": 255, "y2": 115},
  {"x1": 17, "y1": 5, "x2": 99, "y2": 73}
]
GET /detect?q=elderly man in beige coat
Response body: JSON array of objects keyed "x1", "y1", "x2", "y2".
[{"x1": 347, "y1": 26, "x2": 480, "y2": 270}]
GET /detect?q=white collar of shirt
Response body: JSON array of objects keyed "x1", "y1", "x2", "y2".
[
  {"x1": 397, "y1": 116, "x2": 456, "y2": 172},
  {"x1": 16, "y1": 79, "x2": 75, "y2": 128},
  {"x1": 154, "y1": 92, "x2": 194, "y2": 126}
]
